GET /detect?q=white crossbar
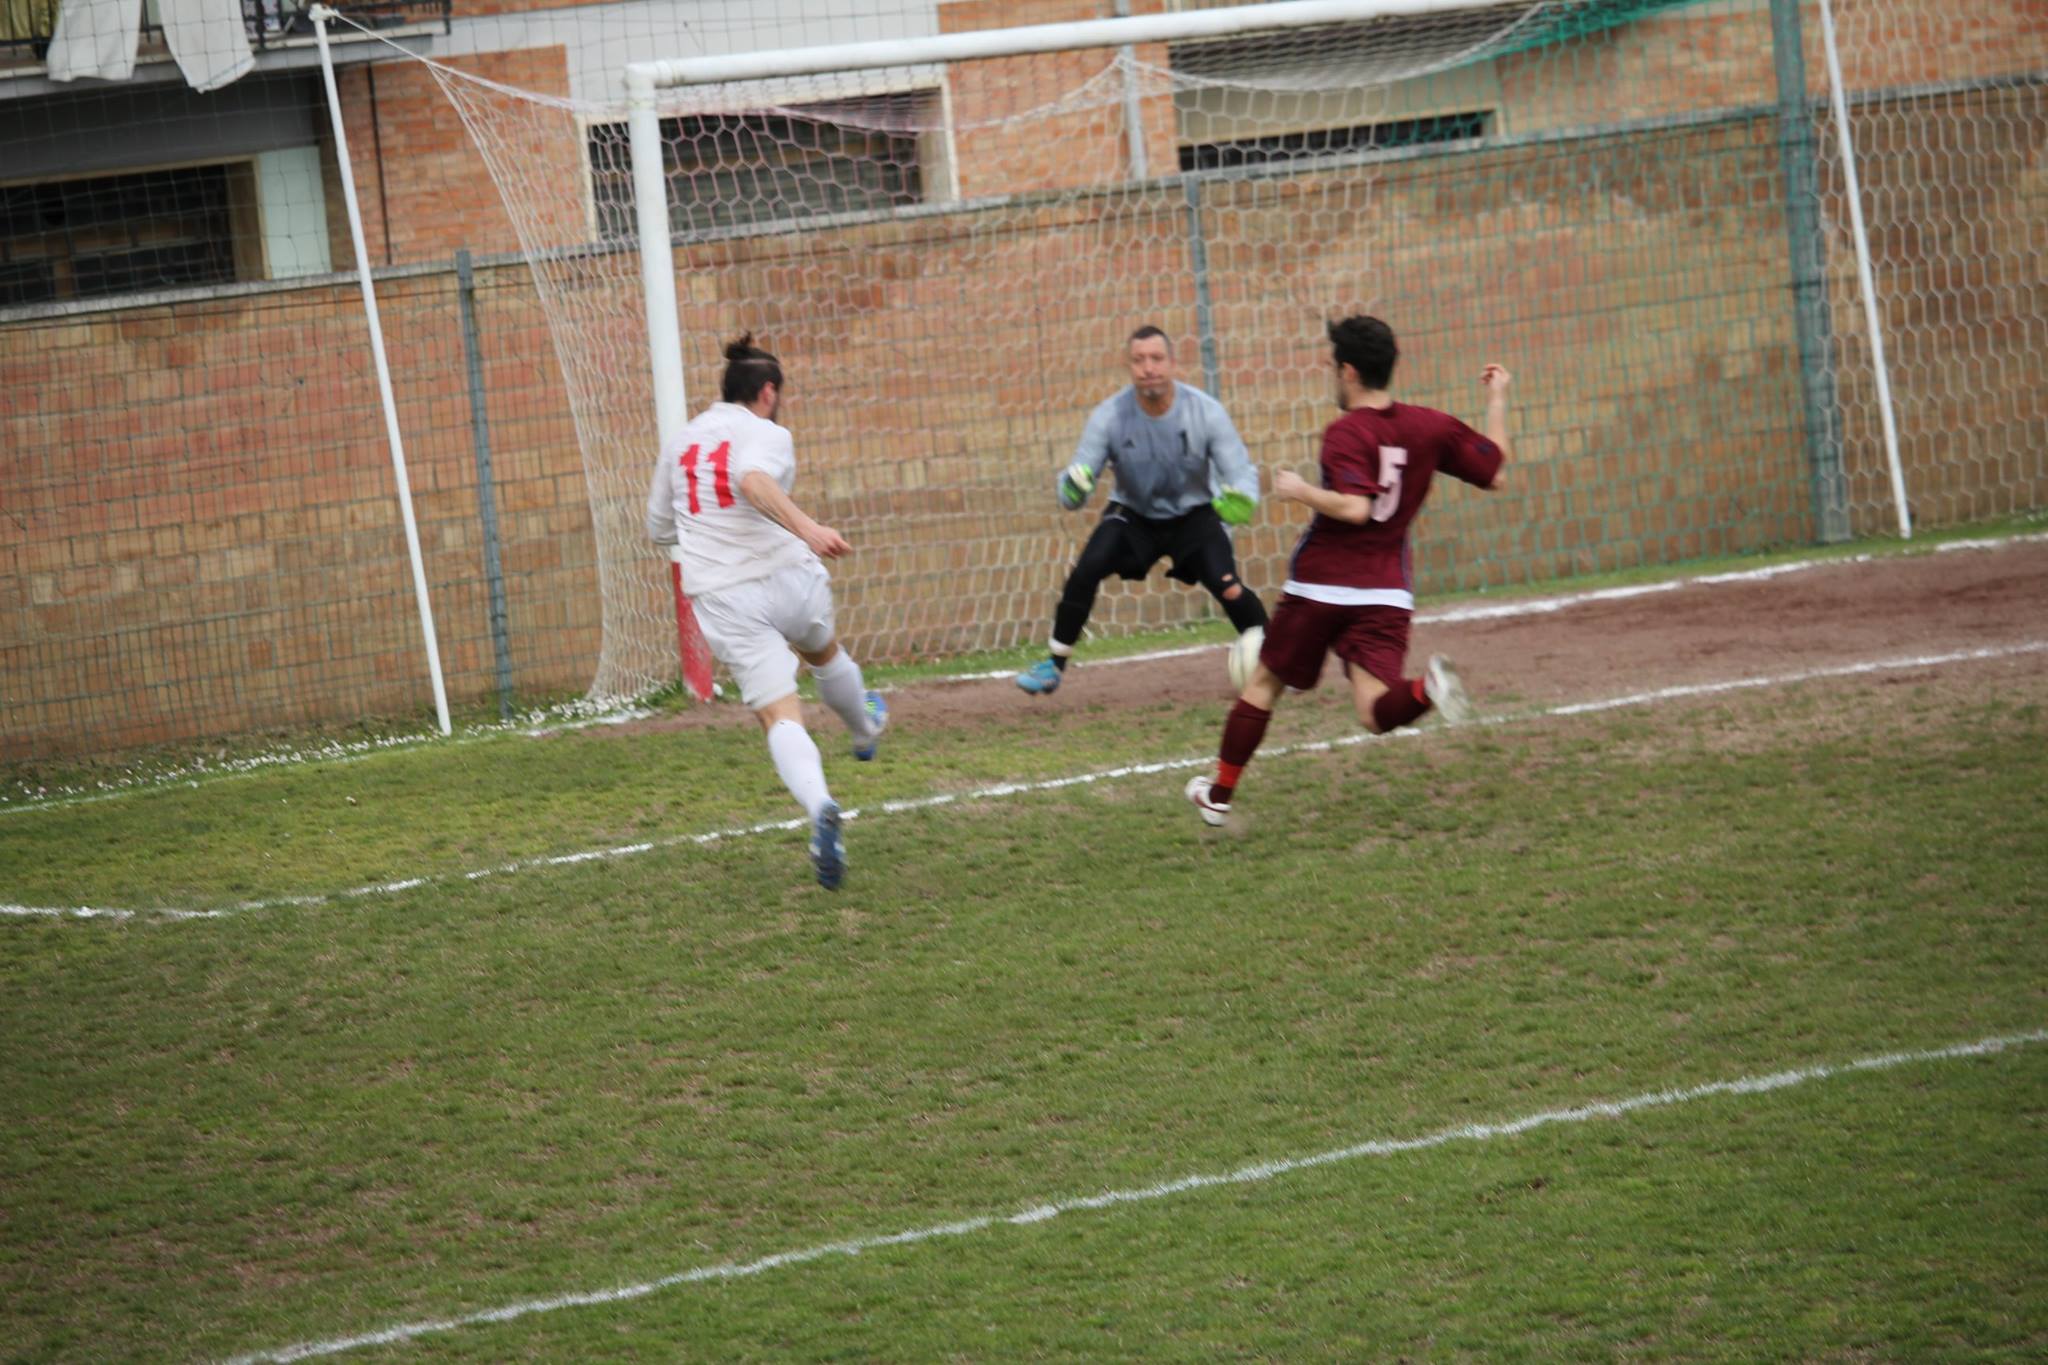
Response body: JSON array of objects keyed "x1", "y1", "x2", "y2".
[{"x1": 628, "y1": 0, "x2": 1517, "y2": 94}]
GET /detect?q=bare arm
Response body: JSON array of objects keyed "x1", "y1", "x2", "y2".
[
  {"x1": 1479, "y1": 363, "x2": 1512, "y2": 490},
  {"x1": 1274, "y1": 468, "x2": 1372, "y2": 525},
  {"x1": 739, "y1": 470, "x2": 850, "y2": 559}
]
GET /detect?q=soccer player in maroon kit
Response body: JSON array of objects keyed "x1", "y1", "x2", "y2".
[{"x1": 1186, "y1": 315, "x2": 1513, "y2": 826}]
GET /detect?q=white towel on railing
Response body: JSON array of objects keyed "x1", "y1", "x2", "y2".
[
  {"x1": 160, "y1": 0, "x2": 253, "y2": 91},
  {"x1": 45, "y1": 0, "x2": 141, "y2": 83}
]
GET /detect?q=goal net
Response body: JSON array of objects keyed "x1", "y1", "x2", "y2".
[{"x1": 417, "y1": 0, "x2": 2045, "y2": 705}]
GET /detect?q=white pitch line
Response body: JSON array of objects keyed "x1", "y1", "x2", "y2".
[
  {"x1": 227, "y1": 1026, "x2": 2048, "y2": 1364},
  {"x1": 5, "y1": 639, "x2": 2043, "y2": 927},
  {"x1": 1543, "y1": 642, "x2": 2048, "y2": 717},
  {"x1": 0, "y1": 904, "x2": 136, "y2": 922},
  {"x1": 1936, "y1": 531, "x2": 2048, "y2": 554},
  {"x1": 0, "y1": 704, "x2": 658, "y2": 820},
  {"x1": 912, "y1": 639, "x2": 1230, "y2": 684}
]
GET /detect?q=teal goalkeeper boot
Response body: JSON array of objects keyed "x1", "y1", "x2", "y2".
[{"x1": 1014, "y1": 658, "x2": 1062, "y2": 695}]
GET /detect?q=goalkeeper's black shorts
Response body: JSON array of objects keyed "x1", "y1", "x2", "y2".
[{"x1": 1088, "y1": 501, "x2": 1239, "y2": 587}]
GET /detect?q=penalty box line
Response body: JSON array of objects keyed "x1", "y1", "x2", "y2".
[
  {"x1": 228, "y1": 1026, "x2": 2048, "y2": 1363},
  {"x1": 6, "y1": 639, "x2": 2045, "y2": 926}
]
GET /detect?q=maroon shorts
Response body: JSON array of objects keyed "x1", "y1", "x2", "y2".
[{"x1": 1261, "y1": 594, "x2": 1411, "y2": 691}]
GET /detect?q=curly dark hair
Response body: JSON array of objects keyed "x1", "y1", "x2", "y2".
[{"x1": 1327, "y1": 315, "x2": 1397, "y2": 389}]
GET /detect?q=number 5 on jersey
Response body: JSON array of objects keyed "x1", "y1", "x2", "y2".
[
  {"x1": 1371, "y1": 446, "x2": 1408, "y2": 523},
  {"x1": 680, "y1": 441, "x2": 734, "y2": 515}
]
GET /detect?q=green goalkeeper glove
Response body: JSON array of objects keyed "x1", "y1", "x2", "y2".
[
  {"x1": 1058, "y1": 461, "x2": 1097, "y2": 508},
  {"x1": 1212, "y1": 488, "x2": 1257, "y2": 526}
]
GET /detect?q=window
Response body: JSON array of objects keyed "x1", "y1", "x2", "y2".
[
  {"x1": 0, "y1": 163, "x2": 259, "y2": 306},
  {"x1": 590, "y1": 90, "x2": 937, "y2": 241},
  {"x1": 1180, "y1": 111, "x2": 1491, "y2": 173}
]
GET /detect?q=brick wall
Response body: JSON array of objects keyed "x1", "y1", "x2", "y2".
[
  {"x1": 0, "y1": 262, "x2": 597, "y2": 760},
  {"x1": 323, "y1": 46, "x2": 578, "y2": 268}
]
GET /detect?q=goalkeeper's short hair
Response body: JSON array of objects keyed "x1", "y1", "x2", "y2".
[{"x1": 1128, "y1": 323, "x2": 1171, "y2": 353}]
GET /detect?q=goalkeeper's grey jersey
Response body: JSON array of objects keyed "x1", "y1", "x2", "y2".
[{"x1": 1063, "y1": 382, "x2": 1258, "y2": 519}]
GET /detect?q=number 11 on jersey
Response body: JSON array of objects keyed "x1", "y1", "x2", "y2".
[{"x1": 680, "y1": 441, "x2": 734, "y2": 515}]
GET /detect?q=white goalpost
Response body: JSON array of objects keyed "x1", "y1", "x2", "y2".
[
  {"x1": 311, "y1": 4, "x2": 452, "y2": 735},
  {"x1": 1815, "y1": 0, "x2": 1910, "y2": 539}
]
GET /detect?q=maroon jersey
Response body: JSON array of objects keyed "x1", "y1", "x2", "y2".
[{"x1": 1284, "y1": 401, "x2": 1502, "y2": 601}]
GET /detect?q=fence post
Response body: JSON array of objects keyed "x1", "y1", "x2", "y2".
[
  {"x1": 455, "y1": 248, "x2": 515, "y2": 721},
  {"x1": 1769, "y1": 0, "x2": 1850, "y2": 544}
]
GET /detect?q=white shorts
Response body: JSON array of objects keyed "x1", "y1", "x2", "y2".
[{"x1": 690, "y1": 560, "x2": 837, "y2": 710}]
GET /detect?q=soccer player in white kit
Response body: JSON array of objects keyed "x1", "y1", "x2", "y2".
[{"x1": 645, "y1": 335, "x2": 886, "y2": 889}]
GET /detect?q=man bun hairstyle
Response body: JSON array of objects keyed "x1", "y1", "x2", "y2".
[
  {"x1": 1327, "y1": 315, "x2": 1397, "y2": 390},
  {"x1": 721, "y1": 332, "x2": 783, "y2": 404}
]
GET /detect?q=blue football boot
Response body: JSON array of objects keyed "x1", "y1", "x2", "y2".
[{"x1": 1014, "y1": 658, "x2": 1063, "y2": 695}]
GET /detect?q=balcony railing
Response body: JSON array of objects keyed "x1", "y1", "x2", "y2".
[{"x1": 1, "y1": 0, "x2": 451, "y2": 65}]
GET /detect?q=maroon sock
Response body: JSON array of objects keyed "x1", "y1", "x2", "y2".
[
  {"x1": 1370, "y1": 678, "x2": 1432, "y2": 733},
  {"x1": 1213, "y1": 699, "x2": 1272, "y2": 803}
]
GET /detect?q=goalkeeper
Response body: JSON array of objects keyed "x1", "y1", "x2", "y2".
[{"x1": 1015, "y1": 325, "x2": 1268, "y2": 695}]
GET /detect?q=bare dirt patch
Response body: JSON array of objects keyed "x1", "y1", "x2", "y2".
[{"x1": 597, "y1": 539, "x2": 2048, "y2": 743}]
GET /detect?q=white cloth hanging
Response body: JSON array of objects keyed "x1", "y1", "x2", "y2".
[
  {"x1": 159, "y1": 0, "x2": 253, "y2": 92},
  {"x1": 45, "y1": 0, "x2": 141, "y2": 83},
  {"x1": 46, "y1": 0, "x2": 253, "y2": 90}
]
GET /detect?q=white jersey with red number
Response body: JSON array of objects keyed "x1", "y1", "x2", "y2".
[{"x1": 644, "y1": 401, "x2": 817, "y2": 597}]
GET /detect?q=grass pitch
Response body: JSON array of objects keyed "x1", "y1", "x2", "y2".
[{"x1": 2, "y1": 551, "x2": 2044, "y2": 1361}]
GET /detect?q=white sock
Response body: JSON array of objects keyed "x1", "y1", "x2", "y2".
[
  {"x1": 811, "y1": 650, "x2": 875, "y2": 741},
  {"x1": 766, "y1": 719, "x2": 831, "y2": 820}
]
